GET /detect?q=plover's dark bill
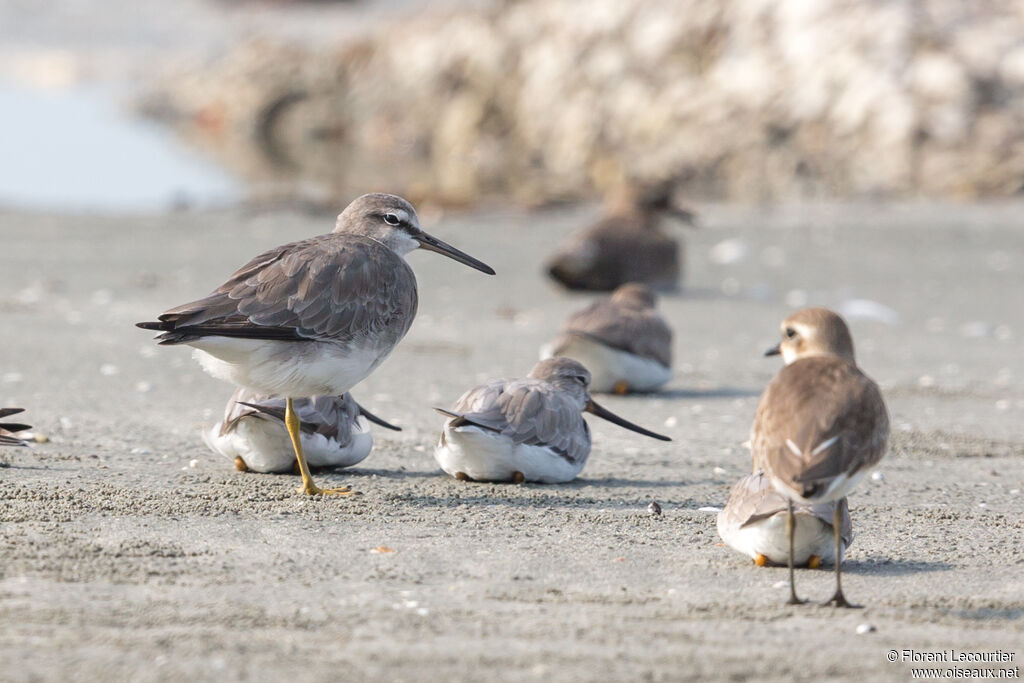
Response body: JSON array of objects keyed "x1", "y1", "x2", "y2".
[
  {"x1": 138, "y1": 193, "x2": 493, "y2": 495},
  {"x1": 752, "y1": 307, "x2": 888, "y2": 607},
  {"x1": 541, "y1": 282, "x2": 672, "y2": 394},
  {"x1": 433, "y1": 357, "x2": 669, "y2": 484},
  {"x1": 205, "y1": 388, "x2": 400, "y2": 474}
]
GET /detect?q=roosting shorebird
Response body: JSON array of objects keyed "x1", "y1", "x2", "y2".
[
  {"x1": 204, "y1": 388, "x2": 400, "y2": 474},
  {"x1": 545, "y1": 183, "x2": 695, "y2": 292},
  {"x1": 540, "y1": 282, "x2": 672, "y2": 394},
  {"x1": 717, "y1": 470, "x2": 852, "y2": 568},
  {"x1": 0, "y1": 408, "x2": 31, "y2": 447},
  {"x1": 433, "y1": 358, "x2": 670, "y2": 484},
  {"x1": 138, "y1": 193, "x2": 494, "y2": 496},
  {"x1": 752, "y1": 307, "x2": 888, "y2": 607}
]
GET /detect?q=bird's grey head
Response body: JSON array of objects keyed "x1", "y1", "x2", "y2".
[
  {"x1": 765, "y1": 307, "x2": 856, "y2": 365},
  {"x1": 334, "y1": 193, "x2": 495, "y2": 274},
  {"x1": 611, "y1": 282, "x2": 657, "y2": 309},
  {"x1": 528, "y1": 357, "x2": 591, "y2": 403}
]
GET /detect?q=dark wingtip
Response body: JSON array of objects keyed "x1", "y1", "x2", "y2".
[
  {"x1": 136, "y1": 321, "x2": 166, "y2": 331},
  {"x1": 433, "y1": 407, "x2": 460, "y2": 419}
]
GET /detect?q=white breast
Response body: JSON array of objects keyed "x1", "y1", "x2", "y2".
[
  {"x1": 434, "y1": 424, "x2": 586, "y2": 484},
  {"x1": 717, "y1": 508, "x2": 841, "y2": 566},
  {"x1": 541, "y1": 335, "x2": 670, "y2": 393}
]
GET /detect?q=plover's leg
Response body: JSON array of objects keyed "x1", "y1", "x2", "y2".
[
  {"x1": 822, "y1": 504, "x2": 859, "y2": 608},
  {"x1": 233, "y1": 456, "x2": 249, "y2": 472},
  {"x1": 807, "y1": 555, "x2": 821, "y2": 569},
  {"x1": 785, "y1": 500, "x2": 806, "y2": 605},
  {"x1": 285, "y1": 397, "x2": 353, "y2": 496},
  {"x1": 511, "y1": 471, "x2": 525, "y2": 484},
  {"x1": 454, "y1": 471, "x2": 470, "y2": 481},
  {"x1": 754, "y1": 553, "x2": 768, "y2": 567},
  {"x1": 613, "y1": 381, "x2": 629, "y2": 395}
]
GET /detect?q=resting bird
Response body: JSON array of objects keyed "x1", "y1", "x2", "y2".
[
  {"x1": 546, "y1": 183, "x2": 695, "y2": 291},
  {"x1": 541, "y1": 282, "x2": 672, "y2": 394},
  {"x1": 204, "y1": 388, "x2": 400, "y2": 473},
  {"x1": 433, "y1": 358, "x2": 670, "y2": 484},
  {"x1": 754, "y1": 307, "x2": 888, "y2": 607},
  {"x1": 717, "y1": 470, "x2": 852, "y2": 568},
  {"x1": 0, "y1": 408, "x2": 31, "y2": 447}
]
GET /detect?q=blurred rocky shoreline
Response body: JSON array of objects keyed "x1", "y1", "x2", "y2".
[{"x1": 139, "y1": 0, "x2": 1024, "y2": 206}]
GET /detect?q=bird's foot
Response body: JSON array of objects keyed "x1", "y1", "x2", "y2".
[
  {"x1": 785, "y1": 594, "x2": 808, "y2": 606},
  {"x1": 821, "y1": 591, "x2": 861, "y2": 609},
  {"x1": 454, "y1": 471, "x2": 470, "y2": 481},
  {"x1": 613, "y1": 381, "x2": 630, "y2": 396},
  {"x1": 234, "y1": 456, "x2": 249, "y2": 472},
  {"x1": 298, "y1": 482, "x2": 355, "y2": 496},
  {"x1": 807, "y1": 555, "x2": 822, "y2": 569},
  {"x1": 754, "y1": 553, "x2": 769, "y2": 567},
  {"x1": 512, "y1": 471, "x2": 526, "y2": 484}
]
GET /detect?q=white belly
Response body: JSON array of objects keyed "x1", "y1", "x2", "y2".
[
  {"x1": 717, "y1": 509, "x2": 842, "y2": 566},
  {"x1": 190, "y1": 338, "x2": 388, "y2": 397},
  {"x1": 204, "y1": 416, "x2": 373, "y2": 473},
  {"x1": 541, "y1": 335, "x2": 671, "y2": 393},
  {"x1": 434, "y1": 424, "x2": 586, "y2": 484}
]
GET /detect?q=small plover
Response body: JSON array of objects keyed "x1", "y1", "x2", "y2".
[
  {"x1": 0, "y1": 408, "x2": 31, "y2": 447},
  {"x1": 754, "y1": 307, "x2": 888, "y2": 607},
  {"x1": 433, "y1": 357, "x2": 670, "y2": 483},
  {"x1": 204, "y1": 388, "x2": 400, "y2": 474},
  {"x1": 138, "y1": 193, "x2": 494, "y2": 495},
  {"x1": 541, "y1": 282, "x2": 672, "y2": 394},
  {"x1": 546, "y1": 183, "x2": 695, "y2": 291},
  {"x1": 717, "y1": 470, "x2": 852, "y2": 568}
]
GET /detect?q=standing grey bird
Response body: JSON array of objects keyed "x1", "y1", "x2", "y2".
[
  {"x1": 540, "y1": 282, "x2": 672, "y2": 394},
  {"x1": 204, "y1": 388, "x2": 401, "y2": 474},
  {"x1": 546, "y1": 183, "x2": 695, "y2": 292},
  {"x1": 433, "y1": 357, "x2": 670, "y2": 484},
  {"x1": 138, "y1": 193, "x2": 494, "y2": 495},
  {"x1": 0, "y1": 408, "x2": 31, "y2": 447},
  {"x1": 753, "y1": 307, "x2": 888, "y2": 607}
]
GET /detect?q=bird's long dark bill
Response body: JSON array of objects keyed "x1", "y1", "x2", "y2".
[
  {"x1": 585, "y1": 400, "x2": 671, "y2": 441},
  {"x1": 416, "y1": 232, "x2": 495, "y2": 275},
  {"x1": 764, "y1": 344, "x2": 781, "y2": 357}
]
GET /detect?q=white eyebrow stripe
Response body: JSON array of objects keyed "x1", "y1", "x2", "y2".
[
  {"x1": 785, "y1": 439, "x2": 802, "y2": 456},
  {"x1": 812, "y1": 435, "x2": 840, "y2": 456}
]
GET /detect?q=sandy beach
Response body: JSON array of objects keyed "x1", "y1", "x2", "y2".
[{"x1": 1, "y1": 201, "x2": 1022, "y2": 681}]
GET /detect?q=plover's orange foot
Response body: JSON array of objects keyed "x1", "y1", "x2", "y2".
[
  {"x1": 512, "y1": 471, "x2": 526, "y2": 484},
  {"x1": 613, "y1": 380, "x2": 630, "y2": 395},
  {"x1": 754, "y1": 553, "x2": 768, "y2": 567},
  {"x1": 299, "y1": 483, "x2": 355, "y2": 496},
  {"x1": 233, "y1": 456, "x2": 249, "y2": 472},
  {"x1": 454, "y1": 471, "x2": 470, "y2": 481},
  {"x1": 807, "y1": 555, "x2": 822, "y2": 569}
]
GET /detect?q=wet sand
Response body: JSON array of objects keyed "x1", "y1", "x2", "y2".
[{"x1": 1, "y1": 202, "x2": 1022, "y2": 681}]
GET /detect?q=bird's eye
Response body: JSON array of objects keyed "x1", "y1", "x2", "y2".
[
  {"x1": 575, "y1": 375, "x2": 587, "y2": 385},
  {"x1": 785, "y1": 327, "x2": 797, "y2": 339},
  {"x1": 383, "y1": 213, "x2": 401, "y2": 226}
]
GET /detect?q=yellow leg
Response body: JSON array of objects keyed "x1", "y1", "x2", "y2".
[{"x1": 285, "y1": 397, "x2": 354, "y2": 496}]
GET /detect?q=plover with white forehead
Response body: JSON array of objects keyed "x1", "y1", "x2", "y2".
[
  {"x1": 204, "y1": 388, "x2": 400, "y2": 474},
  {"x1": 0, "y1": 408, "x2": 31, "y2": 447},
  {"x1": 541, "y1": 282, "x2": 672, "y2": 394},
  {"x1": 753, "y1": 307, "x2": 888, "y2": 607},
  {"x1": 546, "y1": 182, "x2": 695, "y2": 292},
  {"x1": 433, "y1": 357, "x2": 670, "y2": 484},
  {"x1": 717, "y1": 470, "x2": 852, "y2": 568},
  {"x1": 138, "y1": 193, "x2": 494, "y2": 495}
]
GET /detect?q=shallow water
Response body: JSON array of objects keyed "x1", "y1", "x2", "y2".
[{"x1": 0, "y1": 79, "x2": 240, "y2": 212}]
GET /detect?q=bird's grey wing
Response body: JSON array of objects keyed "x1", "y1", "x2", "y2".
[
  {"x1": 141, "y1": 235, "x2": 418, "y2": 345},
  {"x1": 565, "y1": 302, "x2": 672, "y2": 367},
  {"x1": 728, "y1": 472, "x2": 789, "y2": 527},
  {"x1": 752, "y1": 358, "x2": 889, "y2": 498},
  {"x1": 449, "y1": 380, "x2": 587, "y2": 462}
]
